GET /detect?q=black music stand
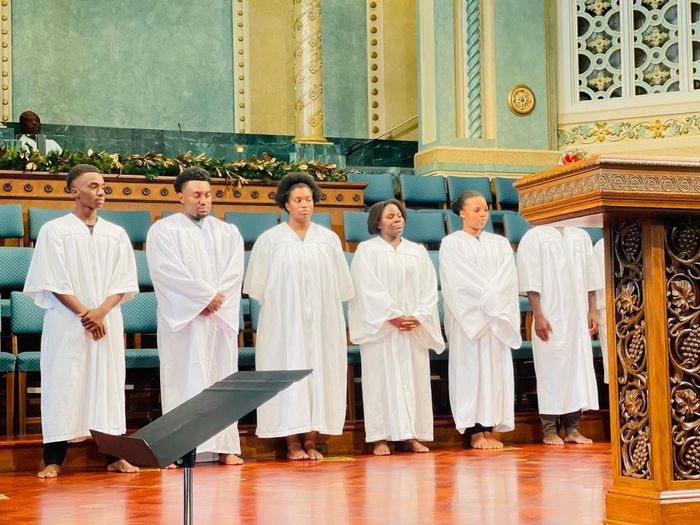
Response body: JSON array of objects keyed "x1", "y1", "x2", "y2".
[{"x1": 91, "y1": 369, "x2": 311, "y2": 525}]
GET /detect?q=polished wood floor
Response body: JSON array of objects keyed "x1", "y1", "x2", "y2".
[{"x1": 0, "y1": 442, "x2": 612, "y2": 525}]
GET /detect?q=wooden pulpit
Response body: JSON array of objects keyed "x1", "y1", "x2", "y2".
[{"x1": 515, "y1": 155, "x2": 700, "y2": 525}]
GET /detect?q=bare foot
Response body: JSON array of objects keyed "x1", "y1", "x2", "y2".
[
  {"x1": 286, "y1": 437, "x2": 309, "y2": 461},
  {"x1": 373, "y1": 441, "x2": 391, "y2": 456},
  {"x1": 219, "y1": 453, "x2": 244, "y2": 465},
  {"x1": 37, "y1": 464, "x2": 61, "y2": 478},
  {"x1": 564, "y1": 430, "x2": 593, "y2": 444},
  {"x1": 303, "y1": 440, "x2": 324, "y2": 460},
  {"x1": 164, "y1": 463, "x2": 178, "y2": 469},
  {"x1": 107, "y1": 459, "x2": 140, "y2": 473},
  {"x1": 404, "y1": 439, "x2": 429, "y2": 453},
  {"x1": 471, "y1": 432, "x2": 490, "y2": 449},
  {"x1": 543, "y1": 432, "x2": 565, "y2": 446},
  {"x1": 483, "y1": 431, "x2": 504, "y2": 449}
]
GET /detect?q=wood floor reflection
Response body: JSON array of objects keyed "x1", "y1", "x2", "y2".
[{"x1": 0, "y1": 443, "x2": 612, "y2": 525}]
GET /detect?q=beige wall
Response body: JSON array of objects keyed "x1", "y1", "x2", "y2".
[
  {"x1": 249, "y1": 0, "x2": 295, "y2": 135},
  {"x1": 383, "y1": 1, "x2": 418, "y2": 140}
]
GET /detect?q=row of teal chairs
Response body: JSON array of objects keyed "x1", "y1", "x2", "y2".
[{"x1": 348, "y1": 172, "x2": 520, "y2": 209}]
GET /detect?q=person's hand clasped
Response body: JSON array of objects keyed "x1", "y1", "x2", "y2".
[
  {"x1": 202, "y1": 292, "x2": 225, "y2": 316},
  {"x1": 81, "y1": 308, "x2": 106, "y2": 340},
  {"x1": 388, "y1": 315, "x2": 420, "y2": 332}
]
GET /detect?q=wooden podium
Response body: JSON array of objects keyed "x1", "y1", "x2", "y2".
[{"x1": 515, "y1": 155, "x2": 700, "y2": 525}]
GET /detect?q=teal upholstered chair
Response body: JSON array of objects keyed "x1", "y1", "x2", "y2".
[
  {"x1": 133, "y1": 250, "x2": 152, "y2": 290},
  {"x1": 0, "y1": 247, "x2": 34, "y2": 317},
  {"x1": 399, "y1": 174, "x2": 447, "y2": 208},
  {"x1": 223, "y1": 211, "x2": 278, "y2": 246},
  {"x1": 0, "y1": 204, "x2": 25, "y2": 245},
  {"x1": 347, "y1": 172, "x2": 396, "y2": 205},
  {"x1": 122, "y1": 292, "x2": 159, "y2": 370},
  {"x1": 28, "y1": 208, "x2": 70, "y2": 244},
  {"x1": 446, "y1": 176, "x2": 492, "y2": 204},
  {"x1": 10, "y1": 291, "x2": 44, "y2": 435},
  {"x1": 343, "y1": 211, "x2": 372, "y2": 249},
  {"x1": 494, "y1": 177, "x2": 520, "y2": 210},
  {"x1": 98, "y1": 210, "x2": 152, "y2": 245},
  {"x1": 502, "y1": 212, "x2": 533, "y2": 247},
  {"x1": 402, "y1": 211, "x2": 446, "y2": 245},
  {"x1": 0, "y1": 351, "x2": 15, "y2": 436},
  {"x1": 280, "y1": 210, "x2": 332, "y2": 229}
]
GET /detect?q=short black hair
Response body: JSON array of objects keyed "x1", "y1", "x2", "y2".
[
  {"x1": 67, "y1": 164, "x2": 101, "y2": 189},
  {"x1": 450, "y1": 190, "x2": 485, "y2": 215},
  {"x1": 174, "y1": 166, "x2": 211, "y2": 193},
  {"x1": 367, "y1": 199, "x2": 407, "y2": 235},
  {"x1": 274, "y1": 172, "x2": 322, "y2": 209}
]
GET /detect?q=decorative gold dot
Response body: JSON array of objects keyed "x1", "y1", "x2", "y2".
[
  {"x1": 370, "y1": 14, "x2": 377, "y2": 21},
  {"x1": 239, "y1": 103, "x2": 245, "y2": 108},
  {"x1": 237, "y1": 36, "x2": 243, "y2": 42},
  {"x1": 239, "y1": 128, "x2": 245, "y2": 133},
  {"x1": 372, "y1": 126, "x2": 379, "y2": 133},
  {"x1": 370, "y1": 39, "x2": 377, "y2": 46},
  {"x1": 237, "y1": 10, "x2": 243, "y2": 15},
  {"x1": 237, "y1": 49, "x2": 244, "y2": 55},
  {"x1": 239, "y1": 116, "x2": 245, "y2": 121},
  {"x1": 2, "y1": 85, "x2": 7, "y2": 91},
  {"x1": 2, "y1": 99, "x2": 6, "y2": 104},
  {"x1": 1, "y1": 1, "x2": 7, "y2": 7},
  {"x1": 370, "y1": 51, "x2": 378, "y2": 58},
  {"x1": 238, "y1": 75, "x2": 244, "y2": 80},
  {"x1": 1, "y1": 43, "x2": 7, "y2": 48},
  {"x1": 2, "y1": 57, "x2": 7, "y2": 63},
  {"x1": 371, "y1": 101, "x2": 378, "y2": 108},
  {"x1": 239, "y1": 89, "x2": 245, "y2": 94},
  {"x1": 1, "y1": 16, "x2": 6, "y2": 21},
  {"x1": 370, "y1": 26, "x2": 377, "y2": 34},
  {"x1": 371, "y1": 75, "x2": 378, "y2": 83},
  {"x1": 369, "y1": 1, "x2": 377, "y2": 7},
  {"x1": 238, "y1": 22, "x2": 243, "y2": 27},
  {"x1": 371, "y1": 113, "x2": 379, "y2": 121},
  {"x1": 1, "y1": 29, "x2": 6, "y2": 35},
  {"x1": 371, "y1": 88, "x2": 378, "y2": 95},
  {"x1": 238, "y1": 62, "x2": 244, "y2": 67},
  {"x1": 371, "y1": 63, "x2": 378, "y2": 70},
  {"x1": 1, "y1": 71, "x2": 6, "y2": 77}
]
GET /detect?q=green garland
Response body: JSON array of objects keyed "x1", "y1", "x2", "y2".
[{"x1": 0, "y1": 148, "x2": 347, "y2": 184}]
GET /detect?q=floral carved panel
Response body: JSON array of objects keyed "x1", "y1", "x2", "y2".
[
  {"x1": 613, "y1": 219, "x2": 652, "y2": 479},
  {"x1": 665, "y1": 217, "x2": 700, "y2": 480}
]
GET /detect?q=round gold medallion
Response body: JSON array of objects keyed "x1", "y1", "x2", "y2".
[{"x1": 507, "y1": 85, "x2": 536, "y2": 116}]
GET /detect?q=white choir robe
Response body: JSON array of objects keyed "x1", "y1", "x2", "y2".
[
  {"x1": 147, "y1": 213, "x2": 244, "y2": 455},
  {"x1": 348, "y1": 236, "x2": 444, "y2": 443},
  {"x1": 516, "y1": 226, "x2": 603, "y2": 415},
  {"x1": 594, "y1": 239, "x2": 609, "y2": 384},
  {"x1": 439, "y1": 231, "x2": 522, "y2": 434},
  {"x1": 243, "y1": 222, "x2": 353, "y2": 438},
  {"x1": 23, "y1": 214, "x2": 138, "y2": 443}
]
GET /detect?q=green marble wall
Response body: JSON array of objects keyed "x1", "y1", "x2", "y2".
[
  {"x1": 322, "y1": 0, "x2": 368, "y2": 138},
  {"x1": 12, "y1": 1, "x2": 235, "y2": 132}
]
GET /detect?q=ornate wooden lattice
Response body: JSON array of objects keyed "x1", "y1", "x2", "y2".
[
  {"x1": 613, "y1": 219, "x2": 652, "y2": 479},
  {"x1": 665, "y1": 217, "x2": 700, "y2": 480}
]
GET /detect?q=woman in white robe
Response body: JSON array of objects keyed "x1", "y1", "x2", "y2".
[
  {"x1": 516, "y1": 226, "x2": 602, "y2": 445},
  {"x1": 594, "y1": 238, "x2": 609, "y2": 384},
  {"x1": 439, "y1": 191, "x2": 521, "y2": 449},
  {"x1": 147, "y1": 167, "x2": 244, "y2": 464},
  {"x1": 348, "y1": 199, "x2": 444, "y2": 455},
  {"x1": 23, "y1": 165, "x2": 139, "y2": 477},
  {"x1": 243, "y1": 172, "x2": 353, "y2": 460}
]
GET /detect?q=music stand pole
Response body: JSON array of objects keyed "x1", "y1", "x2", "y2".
[{"x1": 180, "y1": 450, "x2": 196, "y2": 525}]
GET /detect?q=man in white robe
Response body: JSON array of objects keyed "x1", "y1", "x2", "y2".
[
  {"x1": 24, "y1": 164, "x2": 139, "y2": 478},
  {"x1": 594, "y1": 239, "x2": 609, "y2": 384},
  {"x1": 516, "y1": 226, "x2": 602, "y2": 445},
  {"x1": 147, "y1": 167, "x2": 244, "y2": 465},
  {"x1": 440, "y1": 191, "x2": 521, "y2": 449},
  {"x1": 348, "y1": 200, "x2": 444, "y2": 455},
  {"x1": 244, "y1": 172, "x2": 353, "y2": 460}
]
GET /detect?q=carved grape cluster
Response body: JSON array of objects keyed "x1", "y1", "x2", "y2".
[
  {"x1": 680, "y1": 328, "x2": 700, "y2": 366},
  {"x1": 627, "y1": 328, "x2": 645, "y2": 362},
  {"x1": 622, "y1": 223, "x2": 642, "y2": 261},
  {"x1": 631, "y1": 431, "x2": 649, "y2": 472},
  {"x1": 684, "y1": 441, "x2": 700, "y2": 473},
  {"x1": 676, "y1": 224, "x2": 700, "y2": 260}
]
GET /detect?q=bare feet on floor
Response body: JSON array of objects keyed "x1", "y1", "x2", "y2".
[
  {"x1": 107, "y1": 459, "x2": 140, "y2": 473},
  {"x1": 471, "y1": 432, "x2": 502, "y2": 450},
  {"x1": 404, "y1": 439, "x2": 429, "y2": 453},
  {"x1": 286, "y1": 440, "x2": 309, "y2": 461},
  {"x1": 373, "y1": 441, "x2": 391, "y2": 456},
  {"x1": 543, "y1": 432, "x2": 565, "y2": 446},
  {"x1": 564, "y1": 430, "x2": 593, "y2": 444},
  {"x1": 482, "y1": 431, "x2": 504, "y2": 449},
  {"x1": 303, "y1": 440, "x2": 324, "y2": 460},
  {"x1": 37, "y1": 464, "x2": 61, "y2": 478},
  {"x1": 219, "y1": 453, "x2": 244, "y2": 465}
]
